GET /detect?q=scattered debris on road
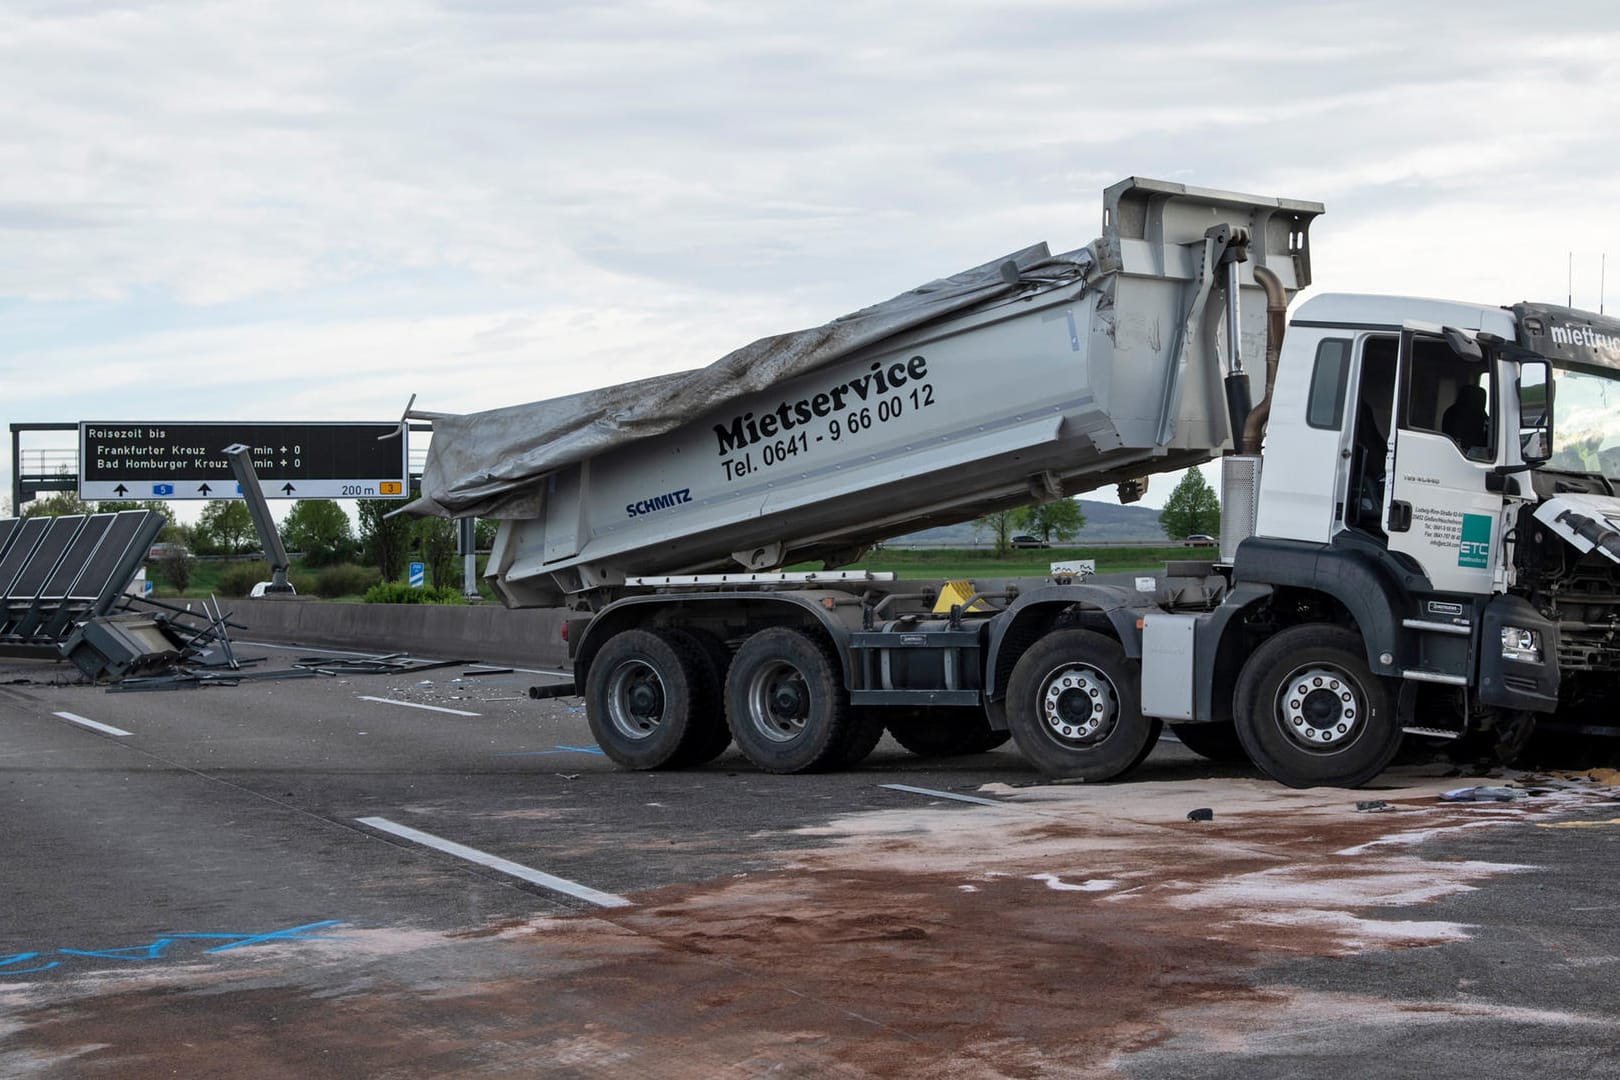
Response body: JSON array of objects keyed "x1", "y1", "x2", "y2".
[{"x1": 1440, "y1": 786, "x2": 1525, "y2": 803}]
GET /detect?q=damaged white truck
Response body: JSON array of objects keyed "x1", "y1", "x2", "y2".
[{"x1": 411, "y1": 176, "x2": 1620, "y2": 789}]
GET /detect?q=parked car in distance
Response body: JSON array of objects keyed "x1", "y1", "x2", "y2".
[
  {"x1": 147, "y1": 542, "x2": 189, "y2": 560},
  {"x1": 1184, "y1": 534, "x2": 1217, "y2": 547},
  {"x1": 1010, "y1": 534, "x2": 1050, "y2": 549}
]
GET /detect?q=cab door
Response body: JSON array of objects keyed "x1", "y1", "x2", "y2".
[{"x1": 1383, "y1": 323, "x2": 1505, "y2": 596}]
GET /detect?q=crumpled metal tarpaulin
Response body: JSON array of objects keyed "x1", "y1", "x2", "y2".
[{"x1": 407, "y1": 241, "x2": 1093, "y2": 520}]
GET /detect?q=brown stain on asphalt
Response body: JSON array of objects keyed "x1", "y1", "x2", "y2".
[{"x1": 3, "y1": 784, "x2": 1599, "y2": 1078}]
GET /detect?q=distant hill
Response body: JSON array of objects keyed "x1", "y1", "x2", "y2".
[{"x1": 888, "y1": 499, "x2": 1166, "y2": 546}]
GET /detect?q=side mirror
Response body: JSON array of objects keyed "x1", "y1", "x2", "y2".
[{"x1": 1517, "y1": 359, "x2": 1553, "y2": 465}]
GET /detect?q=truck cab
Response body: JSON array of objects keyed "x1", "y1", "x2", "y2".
[{"x1": 1209, "y1": 294, "x2": 1620, "y2": 785}]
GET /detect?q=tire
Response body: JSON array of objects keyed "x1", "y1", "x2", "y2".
[
  {"x1": 675, "y1": 626, "x2": 734, "y2": 688},
  {"x1": 584, "y1": 629, "x2": 707, "y2": 769},
  {"x1": 1232, "y1": 624, "x2": 1402, "y2": 788},
  {"x1": 1168, "y1": 721, "x2": 1250, "y2": 763},
  {"x1": 835, "y1": 708, "x2": 889, "y2": 768},
  {"x1": 724, "y1": 627, "x2": 851, "y2": 774},
  {"x1": 1127, "y1": 715, "x2": 1166, "y2": 773},
  {"x1": 1004, "y1": 629, "x2": 1156, "y2": 781},
  {"x1": 887, "y1": 709, "x2": 1012, "y2": 757},
  {"x1": 661, "y1": 628, "x2": 733, "y2": 766}
]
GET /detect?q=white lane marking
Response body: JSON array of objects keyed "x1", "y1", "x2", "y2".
[
  {"x1": 52, "y1": 711, "x2": 133, "y2": 737},
  {"x1": 356, "y1": 816, "x2": 631, "y2": 909},
  {"x1": 881, "y1": 783, "x2": 1010, "y2": 808},
  {"x1": 357, "y1": 696, "x2": 481, "y2": 717}
]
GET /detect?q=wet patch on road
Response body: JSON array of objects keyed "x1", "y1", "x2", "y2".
[{"x1": 6, "y1": 774, "x2": 1619, "y2": 1078}]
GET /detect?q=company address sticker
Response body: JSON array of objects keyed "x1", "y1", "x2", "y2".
[{"x1": 711, "y1": 355, "x2": 939, "y2": 482}]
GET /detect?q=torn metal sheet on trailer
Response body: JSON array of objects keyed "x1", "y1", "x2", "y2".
[{"x1": 407, "y1": 242, "x2": 1087, "y2": 520}]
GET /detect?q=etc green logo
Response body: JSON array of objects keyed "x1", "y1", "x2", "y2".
[{"x1": 1458, "y1": 513, "x2": 1492, "y2": 569}]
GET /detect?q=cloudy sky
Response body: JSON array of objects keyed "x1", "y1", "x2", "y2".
[{"x1": 4, "y1": 0, "x2": 1618, "y2": 516}]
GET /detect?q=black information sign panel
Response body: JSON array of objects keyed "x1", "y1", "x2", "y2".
[{"x1": 78, "y1": 422, "x2": 408, "y2": 500}]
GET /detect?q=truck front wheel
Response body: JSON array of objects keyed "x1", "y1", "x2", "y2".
[
  {"x1": 1005, "y1": 630, "x2": 1159, "y2": 781},
  {"x1": 585, "y1": 629, "x2": 706, "y2": 769},
  {"x1": 725, "y1": 627, "x2": 850, "y2": 774},
  {"x1": 1232, "y1": 624, "x2": 1401, "y2": 788}
]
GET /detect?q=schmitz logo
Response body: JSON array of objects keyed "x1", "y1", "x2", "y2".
[
  {"x1": 1458, "y1": 513, "x2": 1492, "y2": 569},
  {"x1": 625, "y1": 488, "x2": 692, "y2": 518}
]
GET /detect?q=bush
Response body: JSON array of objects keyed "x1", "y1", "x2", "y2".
[
  {"x1": 154, "y1": 551, "x2": 192, "y2": 592},
  {"x1": 216, "y1": 561, "x2": 314, "y2": 597},
  {"x1": 315, "y1": 563, "x2": 380, "y2": 599},
  {"x1": 362, "y1": 582, "x2": 466, "y2": 605},
  {"x1": 217, "y1": 561, "x2": 272, "y2": 597}
]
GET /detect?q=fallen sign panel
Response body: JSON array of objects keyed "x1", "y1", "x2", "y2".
[
  {"x1": 0, "y1": 511, "x2": 165, "y2": 658},
  {"x1": 78, "y1": 421, "x2": 407, "y2": 500}
]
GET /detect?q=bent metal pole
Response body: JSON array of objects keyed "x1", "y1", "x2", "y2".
[{"x1": 222, "y1": 443, "x2": 294, "y2": 594}]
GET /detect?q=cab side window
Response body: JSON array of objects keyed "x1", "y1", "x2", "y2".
[{"x1": 1403, "y1": 337, "x2": 1494, "y2": 461}]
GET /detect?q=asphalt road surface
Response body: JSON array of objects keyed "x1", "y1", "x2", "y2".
[{"x1": 4, "y1": 642, "x2": 1620, "y2": 1078}]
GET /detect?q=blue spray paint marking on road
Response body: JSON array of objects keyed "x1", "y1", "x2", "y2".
[
  {"x1": 0, "y1": 953, "x2": 60, "y2": 974},
  {"x1": 185, "y1": 921, "x2": 349, "y2": 952},
  {"x1": 1, "y1": 921, "x2": 348, "y2": 979},
  {"x1": 496, "y1": 744, "x2": 606, "y2": 757},
  {"x1": 57, "y1": 941, "x2": 188, "y2": 961}
]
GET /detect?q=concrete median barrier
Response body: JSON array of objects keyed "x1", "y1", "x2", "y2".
[{"x1": 228, "y1": 598, "x2": 570, "y2": 669}]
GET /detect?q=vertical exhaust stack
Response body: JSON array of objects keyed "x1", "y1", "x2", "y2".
[
  {"x1": 1241, "y1": 265, "x2": 1289, "y2": 452},
  {"x1": 1220, "y1": 265, "x2": 1289, "y2": 564}
]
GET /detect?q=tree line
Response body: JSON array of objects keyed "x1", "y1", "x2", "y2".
[{"x1": 972, "y1": 468, "x2": 1222, "y2": 554}]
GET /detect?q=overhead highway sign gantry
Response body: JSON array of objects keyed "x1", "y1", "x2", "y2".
[{"x1": 78, "y1": 422, "x2": 408, "y2": 500}]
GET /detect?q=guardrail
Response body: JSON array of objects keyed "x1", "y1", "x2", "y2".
[{"x1": 233, "y1": 598, "x2": 569, "y2": 668}]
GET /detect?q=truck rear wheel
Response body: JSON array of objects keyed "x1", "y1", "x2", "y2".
[
  {"x1": 724, "y1": 627, "x2": 850, "y2": 774},
  {"x1": 887, "y1": 710, "x2": 1011, "y2": 757},
  {"x1": 585, "y1": 629, "x2": 707, "y2": 769},
  {"x1": 659, "y1": 629, "x2": 732, "y2": 767},
  {"x1": 836, "y1": 708, "x2": 889, "y2": 768},
  {"x1": 1005, "y1": 629, "x2": 1159, "y2": 781},
  {"x1": 1232, "y1": 624, "x2": 1401, "y2": 788}
]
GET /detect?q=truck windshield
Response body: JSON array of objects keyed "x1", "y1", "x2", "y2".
[{"x1": 1546, "y1": 365, "x2": 1620, "y2": 481}]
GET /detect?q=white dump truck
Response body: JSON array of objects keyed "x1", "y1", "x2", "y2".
[{"x1": 411, "y1": 177, "x2": 1620, "y2": 788}]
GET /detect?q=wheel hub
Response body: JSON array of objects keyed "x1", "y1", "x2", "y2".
[
  {"x1": 771, "y1": 683, "x2": 806, "y2": 719},
  {"x1": 627, "y1": 682, "x2": 662, "y2": 718},
  {"x1": 1280, "y1": 665, "x2": 1360, "y2": 748},
  {"x1": 605, "y1": 660, "x2": 666, "y2": 740},
  {"x1": 746, "y1": 661, "x2": 812, "y2": 743},
  {"x1": 1039, "y1": 665, "x2": 1116, "y2": 745}
]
